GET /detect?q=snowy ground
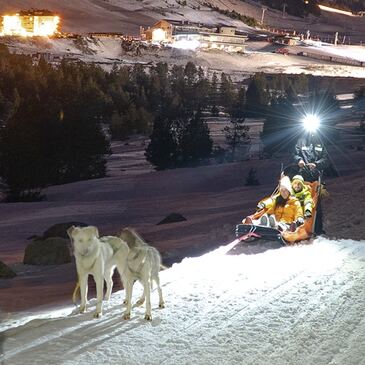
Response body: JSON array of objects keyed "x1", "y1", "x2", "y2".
[
  {"x1": 0, "y1": 0, "x2": 256, "y2": 35},
  {"x1": 1, "y1": 0, "x2": 364, "y2": 43},
  {"x1": 2, "y1": 0, "x2": 365, "y2": 79},
  {"x1": 3, "y1": 35, "x2": 365, "y2": 79},
  {"x1": 1, "y1": 237, "x2": 365, "y2": 365},
  {"x1": 0, "y1": 110, "x2": 364, "y2": 365}
]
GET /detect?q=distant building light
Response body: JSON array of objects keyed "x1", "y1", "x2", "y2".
[
  {"x1": 0, "y1": 12, "x2": 60, "y2": 37},
  {"x1": 172, "y1": 39, "x2": 200, "y2": 50},
  {"x1": 152, "y1": 28, "x2": 166, "y2": 42}
]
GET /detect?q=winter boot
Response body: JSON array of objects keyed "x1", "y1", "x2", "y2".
[
  {"x1": 260, "y1": 215, "x2": 269, "y2": 227},
  {"x1": 268, "y1": 215, "x2": 276, "y2": 228}
]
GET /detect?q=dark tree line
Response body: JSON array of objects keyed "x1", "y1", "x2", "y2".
[
  {"x1": 0, "y1": 45, "x2": 111, "y2": 201},
  {"x1": 0, "y1": 42, "x2": 339, "y2": 200},
  {"x1": 205, "y1": 4, "x2": 259, "y2": 26},
  {"x1": 260, "y1": 0, "x2": 321, "y2": 17},
  {"x1": 0, "y1": 49, "x2": 230, "y2": 198}
]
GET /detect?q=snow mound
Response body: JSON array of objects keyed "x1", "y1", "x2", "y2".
[{"x1": 1, "y1": 237, "x2": 365, "y2": 365}]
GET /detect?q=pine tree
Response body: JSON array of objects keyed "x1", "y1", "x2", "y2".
[
  {"x1": 231, "y1": 87, "x2": 246, "y2": 118},
  {"x1": 223, "y1": 118, "x2": 250, "y2": 160},
  {"x1": 110, "y1": 111, "x2": 127, "y2": 139},
  {"x1": 261, "y1": 97, "x2": 296, "y2": 154},
  {"x1": 210, "y1": 72, "x2": 219, "y2": 116},
  {"x1": 145, "y1": 117, "x2": 178, "y2": 169},
  {"x1": 179, "y1": 112, "x2": 213, "y2": 165},
  {"x1": 220, "y1": 73, "x2": 235, "y2": 114},
  {"x1": 245, "y1": 73, "x2": 268, "y2": 118}
]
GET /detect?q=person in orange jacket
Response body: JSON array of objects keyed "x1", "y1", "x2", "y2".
[{"x1": 256, "y1": 176, "x2": 304, "y2": 232}]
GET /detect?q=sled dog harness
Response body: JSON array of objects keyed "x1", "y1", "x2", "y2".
[{"x1": 127, "y1": 249, "x2": 149, "y2": 278}]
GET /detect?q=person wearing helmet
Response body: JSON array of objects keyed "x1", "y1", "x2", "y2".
[{"x1": 291, "y1": 175, "x2": 314, "y2": 219}]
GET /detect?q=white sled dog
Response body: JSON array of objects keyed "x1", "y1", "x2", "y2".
[
  {"x1": 119, "y1": 228, "x2": 165, "y2": 321},
  {"x1": 67, "y1": 225, "x2": 129, "y2": 318}
]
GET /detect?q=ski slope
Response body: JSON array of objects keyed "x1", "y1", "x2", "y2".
[{"x1": 1, "y1": 237, "x2": 365, "y2": 365}]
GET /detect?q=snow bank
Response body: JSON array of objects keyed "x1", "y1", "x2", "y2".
[
  {"x1": 305, "y1": 44, "x2": 365, "y2": 63},
  {"x1": 1, "y1": 237, "x2": 365, "y2": 365}
]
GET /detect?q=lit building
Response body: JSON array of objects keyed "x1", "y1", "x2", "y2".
[
  {"x1": 0, "y1": 10, "x2": 60, "y2": 37},
  {"x1": 141, "y1": 20, "x2": 247, "y2": 52},
  {"x1": 174, "y1": 26, "x2": 247, "y2": 52},
  {"x1": 272, "y1": 34, "x2": 300, "y2": 46},
  {"x1": 141, "y1": 20, "x2": 173, "y2": 43}
]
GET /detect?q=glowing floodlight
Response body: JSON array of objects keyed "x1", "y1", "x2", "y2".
[
  {"x1": 302, "y1": 114, "x2": 320, "y2": 132},
  {"x1": 1, "y1": 13, "x2": 60, "y2": 37},
  {"x1": 152, "y1": 28, "x2": 166, "y2": 42}
]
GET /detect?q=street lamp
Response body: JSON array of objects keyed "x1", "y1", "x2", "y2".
[{"x1": 261, "y1": 6, "x2": 267, "y2": 24}]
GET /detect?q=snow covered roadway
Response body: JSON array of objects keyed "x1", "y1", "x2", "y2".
[{"x1": 2, "y1": 237, "x2": 365, "y2": 365}]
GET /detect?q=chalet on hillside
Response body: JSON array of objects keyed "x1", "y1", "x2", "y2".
[{"x1": 141, "y1": 19, "x2": 247, "y2": 52}]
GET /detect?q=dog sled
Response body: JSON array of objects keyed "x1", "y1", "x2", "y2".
[{"x1": 233, "y1": 175, "x2": 322, "y2": 250}]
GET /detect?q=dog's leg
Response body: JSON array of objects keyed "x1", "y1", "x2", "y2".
[
  {"x1": 79, "y1": 274, "x2": 88, "y2": 313},
  {"x1": 154, "y1": 275, "x2": 165, "y2": 309},
  {"x1": 135, "y1": 289, "x2": 145, "y2": 307},
  {"x1": 104, "y1": 266, "x2": 114, "y2": 301},
  {"x1": 94, "y1": 275, "x2": 104, "y2": 318},
  {"x1": 116, "y1": 265, "x2": 128, "y2": 306},
  {"x1": 122, "y1": 279, "x2": 133, "y2": 320},
  {"x1": 143, "y1": 279, "x2": 152, "y2": 321}
]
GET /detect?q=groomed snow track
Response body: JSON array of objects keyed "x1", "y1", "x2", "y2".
[{"x1": 1, "y1": 237, "x2": 365, "y2": 365}]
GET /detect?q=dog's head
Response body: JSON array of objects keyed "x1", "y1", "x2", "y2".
[
  {"x1": 67, "y1": 225, "x2": 99, "y2": 256},
  {"x1": 119, "y1": 227, "x2": 146, "y2": 249}
]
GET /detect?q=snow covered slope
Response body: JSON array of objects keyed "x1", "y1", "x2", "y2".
[
  {"x1": 1, "y1": 0, "x2": 364, "y2": 42},
  {"x1": 2, "y1": 237, "x2": 365, "y2": 365},
  {"x1": 0, "y1": 0, "x2": 258, "y2": 35}
]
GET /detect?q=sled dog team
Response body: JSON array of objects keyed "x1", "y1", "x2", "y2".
[{"x1": 67, "y1": 226, "x2": 165, "y2": 321}]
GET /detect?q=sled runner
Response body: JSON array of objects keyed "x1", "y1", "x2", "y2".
[{"x1": 235, "y1": 178, "x2": 322, "y2": 246}]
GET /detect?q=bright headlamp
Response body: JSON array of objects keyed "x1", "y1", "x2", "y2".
[{"x1": 302, "y1": 114, "x2": 320, "y2": 133}]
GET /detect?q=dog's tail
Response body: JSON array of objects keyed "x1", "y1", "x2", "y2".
[{"x1": 72, "y1": 281, "x2": 80, "y2": 305}]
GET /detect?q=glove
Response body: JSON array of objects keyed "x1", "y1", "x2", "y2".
[
  {"x1": 296, "y1": 217, "x2": 304, "y2": 226},
  {"x1": 304, "y1": 210, "x2": 312, "y2": 219},
  {"x1": 256, "y1": 202, "x2": 265, "y2": 211},
  {"x1": 320, "y1": 187, "x2": 329, "y2": 198}
]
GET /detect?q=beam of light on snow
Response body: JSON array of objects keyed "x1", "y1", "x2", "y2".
[
  {"x1": 171, "y1": 237, "x2": 349, "y2": 297},
  {"x1": 0, "y1": 305, "x2": 75, "y2": 332},
  {"x1": 318, "y1": 4, "x2": 356, "y2": 17},
  {"x1": 302, "y1": 114, "x2": 321, "y2": 133},
  {"x1": 172, "y1": 39, "x2": 200, "y2": 50}
]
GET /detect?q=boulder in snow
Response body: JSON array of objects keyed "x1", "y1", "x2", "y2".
[
  {"x1": 157, "y1": 213, "x2": 187, "y2": 225},
  {"x1": 23, "y1": 237, "x2": 72, "y2": 265},
  {"x1": 0, "y1": 260, "x2": 16, "y2": 279}
]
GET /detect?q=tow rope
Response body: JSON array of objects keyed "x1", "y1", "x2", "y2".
[{"x1": 238, "y1": 231, "x2": 261, "y2": 242}]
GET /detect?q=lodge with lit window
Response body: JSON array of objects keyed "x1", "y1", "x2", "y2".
[
  {"x1": 0, "y1": 10, "x2": 60, "y2": 37},
  {"x1": 141, "y1": 20, "x2": 248, "y2": 52}
]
